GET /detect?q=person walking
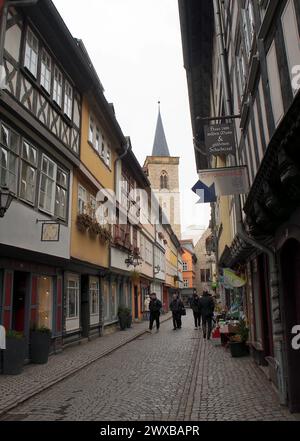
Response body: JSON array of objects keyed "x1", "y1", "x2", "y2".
[
  {"x1": 191, "y1": 292, "x2": 201, "y2": 329},
  {"x1": 199, "y1": 291, "x2": 215, "y2": 339},
  {"x1": 169, "y1": 293, "x2": 184, "y2": 330},
  {"x1": 144, "y1": 294, "x2": 150, "y2": 321},
  {"x1": 148, "y1": 292, "x2": 162, "y2": 333}
]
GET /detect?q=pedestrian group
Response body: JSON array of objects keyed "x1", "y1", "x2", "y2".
[{"x1": 147, "y1": 290, "x2": 215, "y2": 338}]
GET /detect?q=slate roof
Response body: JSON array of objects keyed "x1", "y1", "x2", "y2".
[{"x1": 152, "y1": 109, "x2": 170, "y2": 156}]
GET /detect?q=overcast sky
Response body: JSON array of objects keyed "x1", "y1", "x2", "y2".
[{"x1": 53, "y1": 0, "x2": 211, "y2": 235}]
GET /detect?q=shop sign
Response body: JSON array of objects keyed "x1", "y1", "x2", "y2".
[
  {"x1": 198, "y1": 166, "x2": 249, "y2": 196},
  {"x1": 223, "y1": 268, "x2": 246, "y2": 288},
  {"x1": 204, "y1": 123, "x2": 235, "y2": 156}
]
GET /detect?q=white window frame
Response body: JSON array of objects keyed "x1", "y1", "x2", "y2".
[
  {"x1": 66, "y1": 274, "x2": 80, "y2": 332},
  {"x1": 183, "y1": 262, "x2": 188, "y2": 271},
  {"x1": 183, "y1": 279, "x2": 189, "y2": 288},
  {"x1": 64, "y1": 80, "x2": 73, "y2": 119},
  {"x1": 20, "y1": 140, "x2": 37, "y2": 205},
  {"x1": 40, "y1": 49, "x2": 51, "y2": 94},
  {"x1": 24, "y1": 27, "x2": 38, "y2": 78},
  {"x1": 38, "y1": 154, "x2": 57, "y2": 215},
  {"x1": 78, "y1": 184, "x2": 87, "y2": 214},
  {"x1": 53, "y1": 66, "x2": 63, "y2": 107},
  {"x1": 90, "y1": 276, "x2": 100, "y2": 325}
]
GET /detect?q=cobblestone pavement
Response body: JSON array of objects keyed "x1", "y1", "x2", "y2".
[
  {"x1": 0, "y1": 313, "x2": 171, "y2": 416},
  {"x1": 1, "y1": 310, "x2": 298, "y2": 421}
]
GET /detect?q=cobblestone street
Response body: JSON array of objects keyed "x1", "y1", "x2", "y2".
[{"x1": 1, "y1": 310, "x2": 298, "y2": 422}]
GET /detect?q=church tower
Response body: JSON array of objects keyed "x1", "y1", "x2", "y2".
[{"x1": 143, "y1": 104, "x2": 181, "y2": 239}]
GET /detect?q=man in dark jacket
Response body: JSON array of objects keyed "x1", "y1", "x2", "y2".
[
  {"x1": 169, "y1": 293, "x2": 184, "y2": 330},
  {"x1": 149, "y1": 292, "x2": 162, "y2": 333},
  {"x1": 199, "y1": 291, "x2": 215, "y2": 339},
  {"x1": 191, "y1": 292, "x2": 201, "y2": 329}
]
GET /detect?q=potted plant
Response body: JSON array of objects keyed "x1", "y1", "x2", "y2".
[
  {"x1": 118, "y1": 306, "x2": 128, "y2": 331},
  {"x1": 30, "y1": 325, "x2": 51, "y2": 364},
  {"x1": 76, "y1": 213, "x2": 92, "y2": 233},
  {"x1": 229, "y1": 319, "x2": 249, "y2": 358},
  {"x1": 2, "y1": 330, "x2": 26, "y2": 375},
  {"x1": 125, "y1": 308, "x2": 132, "y2": 328}
]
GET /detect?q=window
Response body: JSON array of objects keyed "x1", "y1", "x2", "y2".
[
  {"x1": 206, "y1": 269, "x2": 211, "y2": 282},
  {"x1": 106, "y1": 148, "x2": 111, "y2": 167},
  {"x1": 78, "y1": 185, "x2": 87, "y2": 214},
  {"x1": 64, "y1": 81, "x2": 73, "y2": 119},
  {"x1": 183, "y1": 279, "x2": 189, "y2": 288},
  {"x1": 160, "y1": 171, "x2": 168, "y2": 189},
  {"x1": 39, "y1": 154, "x2": 57, "y2": 214},
  {"x1": 40, "y1": 50, "x2": 51, "y2": 93},
  {"x1": 24, "y1": 28, "x2": 38, "y2": 77},
  {"x1": 90, "y1": 195, "x2": 96, "y2": 219},
  {"x1": 90, "y1": 277, "x2": 100, "y2": 317},
  {"x1": 55, "y1": 168, "x2": 68, "y2": 220},
  {"x1": 20, "y1": 141, "x2": 37, "y2": 204},
  {"x1": 66, "y1": 276, "x2": 79, "y2": 320},
  {"x1": 236, "y1": 44, "x2": 247, "y2": 99},
  {"x1": 37, "y1": 276, "x2": 53, "y2": 330},
  {"x1": 0, "y1": 124, "x2": 19, "y2": 194},
  {"x1": 183, "y1": 262, "x2": 188, "y2": 271},
  {"x1": 101, "y1": 141, "x2": 105, "y2": 158},
  {"x1": 201, "y1": 269, "x2": 206, "y2": 283},
  {"x1": 266, "y1": 41, "x2": 284, "y2": 127},
  {"x1": 95, "y1": 128, "x2": 100, "y2": 153},
  {"x1": 281, "y1": 0, "x2": 300, "y2": 96},
  {"x1": 89, "y1": 116, "x2": 94, "y2": 144},
  {"x1": 53, "y1": 67, "x2": 63, "y2": 107},
  {"x1": 242, "y1": 1, "x2": 255, "y2": 57},
  {"x1": 145, "y1": 238, "x2": 153, "y2": 264}
]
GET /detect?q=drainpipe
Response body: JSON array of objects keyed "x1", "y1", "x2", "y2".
[
  {"x1": 236, "y1": 222, "x2": 287, "y2": 405},
  {"x1": 212, "y1": 0, "x2": 287, "y2": 405}
]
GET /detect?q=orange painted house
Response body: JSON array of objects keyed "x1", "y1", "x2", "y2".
[{"x1": 180, "y1": 240, "x2": 197, "y2": 303}]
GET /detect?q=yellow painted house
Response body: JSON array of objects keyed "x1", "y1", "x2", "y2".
[{"x1": 66, "y1": 41, "x2": 128, "y2": 342}]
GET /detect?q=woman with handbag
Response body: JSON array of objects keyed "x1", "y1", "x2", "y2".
[{"x1": 169, "y1": 293, "x2": 185, "y2": 330}]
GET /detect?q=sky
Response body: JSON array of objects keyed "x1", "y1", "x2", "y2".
[{"x1": 53, "y1": 0, "x2": 211, "y2": 235}]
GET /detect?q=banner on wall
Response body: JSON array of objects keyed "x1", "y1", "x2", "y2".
[{"x1": 223, "y1": 268, "x2": 246, "y2": 288}]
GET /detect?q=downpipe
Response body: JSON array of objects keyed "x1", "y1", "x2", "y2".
[{"x1": 236, "y1": 216, "x2": 287, "y2": 405}]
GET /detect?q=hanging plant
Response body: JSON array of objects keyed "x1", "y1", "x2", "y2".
[
  {"x1": 76, "y1": 213, "x2": 93, "y2": 232},
  {"x1": 158, "y1": 232, "x2": 164, "y2": 239},
  {"x1": 100, "y1": 227, "x2": 112, "y2": 244},
  {"x1": 163, "y1": 239, "x2": 168, "y2": 245},
  {"x1": 89, "y1": 221, "x2": 102, "y2": 237}
]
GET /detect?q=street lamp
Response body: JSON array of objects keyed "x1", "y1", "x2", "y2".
[{"x1": 0, "y1": 185, "x2": 14, "y2": 217}]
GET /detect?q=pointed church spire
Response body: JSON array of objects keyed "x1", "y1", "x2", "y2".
[{"x1": 152, "y1": 102, "x2": 170, "y2": 156}]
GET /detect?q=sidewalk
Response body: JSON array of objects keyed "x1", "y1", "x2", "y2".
[{"x1": 0, "y1": 313, "x2": 172, "y2": 417}]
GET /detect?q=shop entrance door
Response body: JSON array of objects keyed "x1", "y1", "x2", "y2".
[
  {"x1": 281, "y1": 239, "x2": 300, "y2": 413},
  {"x1": 12, "y1": 272, "x2": 29, "y2": 333}
]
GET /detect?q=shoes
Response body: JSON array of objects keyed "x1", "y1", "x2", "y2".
[
  {"x1": 147, "y1": 330, "x2": 152, "y2": 334},
  {"x1": 195, "y1": 327, "x2": 198, "y2": 330},
  {"x1": 173, "y1": 328, "x2": 177, "y2": 330}
]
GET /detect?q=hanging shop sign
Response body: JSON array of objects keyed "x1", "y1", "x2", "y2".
[
  {"x1": 223, "y1": 268, "x2": 246, "y2": 288},
  {"x1": 197, "y1": 166, "x2": 249, "y2": 196},
  {"x1": 204, "y1": 123, "x2": 235, "y2": 156}
]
